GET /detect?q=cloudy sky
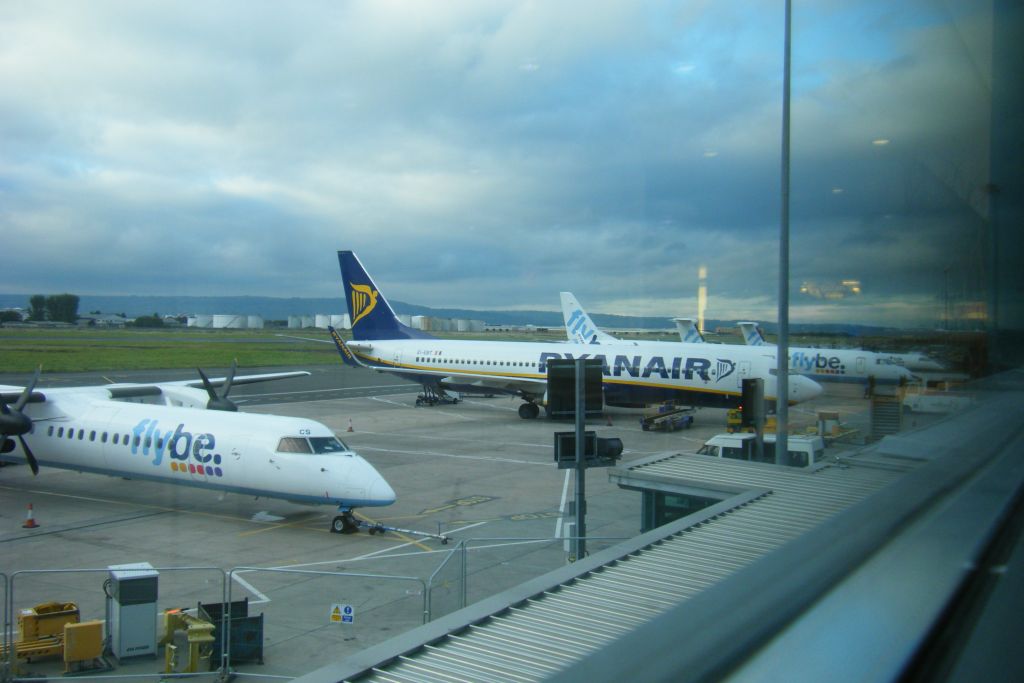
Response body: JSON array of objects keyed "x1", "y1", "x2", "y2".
[{"x1": 0, "y1": 1, "x2": 993, "y2": 327}]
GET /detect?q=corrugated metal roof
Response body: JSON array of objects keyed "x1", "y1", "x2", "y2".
[{"x1": 297, "y1": 452, "x2": 917, "y2": 683}]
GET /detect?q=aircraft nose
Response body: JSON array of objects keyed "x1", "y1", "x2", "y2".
[
  {"x1": 369, "y1": 474, "x2": 396, "y2": 505},
  {"x1": 791, "y1": 375, "x2": 824, "y2": 403}
]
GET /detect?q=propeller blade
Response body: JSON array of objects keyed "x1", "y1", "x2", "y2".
[
  {"x1": 197, "y1": 367, "x2": 218, "y2": 401},
  {"x1": 13, "y1": 366, "x2": 42, "y2": 412},
  {"x1": 196, "y1": 365, "x2": 238, "y2": 412},
  {"x1": 18, "y1": 435, "x2": 39, "y2": 475},
  {"x1": 221, "y1": 359, "x2": 238, "y2": 398},
  {"x1": 0, "y1": 367, "x2": 43, "y2": 474}
]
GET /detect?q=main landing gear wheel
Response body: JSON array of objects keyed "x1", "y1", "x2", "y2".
[
  {"x1": 518, "y1": 402, "x2": 540, "y2": 419},
  {"x1": 331, "y1": 513, "x2": 359, "y2": 534}
]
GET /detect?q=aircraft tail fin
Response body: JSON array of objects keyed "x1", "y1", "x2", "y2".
[
  {"x1": 338, "y1": 251, "x2": 434, "y2": 341},
  {"x1": 673, "y1": 317, "x2": 705, "y2": 343},
  {"x1": 737, "y1": 322, "x2": 768, "y2": 346},
  {"x1": 560, "y1": 292, "x2": 618, "y2": 344}
]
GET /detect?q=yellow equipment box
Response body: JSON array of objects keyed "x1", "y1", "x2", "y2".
[
  {"x1": 64, "y1": 620, "x2": 104, "y2": 662},
  {"x1": 18, "y1": 602, "x2": 80, "y2": 640}
]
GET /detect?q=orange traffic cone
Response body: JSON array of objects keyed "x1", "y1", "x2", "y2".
[
  {"x1": 347, "y1": 418, "x2": 354, "y2": 433},
  {"x1": 22, "y1": 503, "x2": 39, "y2": 529}
]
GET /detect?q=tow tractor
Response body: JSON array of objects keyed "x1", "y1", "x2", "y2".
[
  {"x1": 360, "y1": 520, "x2": 450, "y2": 544},
  {"x1": 640, "y1": 404, "x2": 695, "y2": 432},
  {"x1": 331, "y1": 511, "x2": 450, "y2": 544}
]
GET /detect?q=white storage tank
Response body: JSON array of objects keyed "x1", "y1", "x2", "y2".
[
  {"x1": 330, "y1": 314, "x2": 350, "y2": 329},
  {"x1": 301, "y1": 316, "x2": 314, "y2": 328},
  {"x1": 190, "y1": 314, "x2": 213, "y2": 328},
  {"x1": 456, "y1": 319, "x2": 471, "y2": 332},
  {"x1": 247, "y1": 315, "x2": 264, "y2": 329},
  {"x1": 412, "y1": 315, "x2": 430, "y2": 331},
  {"x1": 398, "y1": 314, "x2": 413, "y2": 326},
  {"x1": 213, "y1": 314, "x2": 247, "y2": 329},
  {"x1": 315, "y1": 314, "x2": 331, "y2": 329},
  {"x1": 288, "y1": 316, "x2": 302, "y2": 329}
]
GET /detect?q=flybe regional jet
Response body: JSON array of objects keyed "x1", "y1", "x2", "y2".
[
  {"x1": 332, "y1": 251, "x2": 822, "y2": 419},
  {"x1": 0, "y1": 367, "x2": 395, "y2": 534},
  {"x1": 562, "y1": 295, "x2": 913, "y2": 387}
]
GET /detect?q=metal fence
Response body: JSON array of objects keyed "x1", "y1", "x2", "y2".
[{"x1": 1, "y1": 535, "x2": 628, "y2": 682}]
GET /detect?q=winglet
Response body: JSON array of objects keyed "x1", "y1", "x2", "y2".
[{"x1": 328, "y1": 326, "x2": 365, "y2": 368}]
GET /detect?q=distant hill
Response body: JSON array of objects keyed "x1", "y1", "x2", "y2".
[{"x1": 0, "y1": 293, "x2": 895, "y2": 336}]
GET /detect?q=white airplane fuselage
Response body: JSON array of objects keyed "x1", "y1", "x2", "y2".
[
  {"x1": 1, "y1": 387, "x2": 395, "y2": 508},
  {"x1": 347, "y1": 337, "x2": 822, "y2": 408}
]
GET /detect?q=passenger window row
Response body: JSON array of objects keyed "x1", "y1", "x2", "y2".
[
  {"x1": 45, "y1": 424, "x2": 140, "y2": 448},
  {"x1": 415, "y1": 356, "x2": 537, "y2": 369}
]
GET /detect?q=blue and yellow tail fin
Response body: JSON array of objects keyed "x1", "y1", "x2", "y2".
[{"x1": 337, "y1": 251, "x2": 434, "y2": 341}]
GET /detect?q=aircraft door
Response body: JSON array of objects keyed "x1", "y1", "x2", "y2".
[
  {"x1": 856, "y1": 357, "x2": 867, "y2": 374},
  {"x1": 737, "y1": 361, "x2": 751, "y2": 388}
]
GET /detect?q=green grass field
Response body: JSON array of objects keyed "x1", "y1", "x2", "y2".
[
  {"x1": 0, "y1": 325, "x2": 962, "y2": 374},
  {"x1": 0, "y1": 328, "x2": 339, "y2": 372}
]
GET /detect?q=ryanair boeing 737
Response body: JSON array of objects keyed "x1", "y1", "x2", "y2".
[
  {"x1": 0, "y1": 365, "x2": 395, "y2": 534},
  {"x1": 561, "y1": 295, "x2": 913, "y2": 387},
  {"x1": 331, "y1": 251, "x2": 822, "y2": 419}
]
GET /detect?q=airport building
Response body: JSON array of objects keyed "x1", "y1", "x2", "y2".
[{"x1": 293, "y1": 375, "x2": 1023, "y2": 683}]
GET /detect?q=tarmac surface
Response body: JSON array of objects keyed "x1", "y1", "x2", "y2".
[{"x1": 0, "y1": 365, "x2": 880, "y2": 681}]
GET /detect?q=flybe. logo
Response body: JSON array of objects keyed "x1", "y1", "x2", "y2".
[
  {"x1": 791, "y1": 351, "x2": 846, "y2": 375},
  {"x1": 350, "y1": 283, "x2": 379, "y2": 327},
  {"x1": 565, "y1": 308, "x2": 599, "y2": 344},
  {"x1": 131, "y1": 419, "x2": 223, "y2": 477},
  {"x1": 539, "y1": 352, "x2": 735, "y2": 383}
]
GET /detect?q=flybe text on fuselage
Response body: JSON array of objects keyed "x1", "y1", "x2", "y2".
[
  {"x1": 790, "y1": 351, "x2": 846, "y2": 375},
  {"x1": 130, "y1": 418, "x2": 223, "y2": 475},
  {"x1": 538, "y1": 352, "x2": 735, "y2": 383}
]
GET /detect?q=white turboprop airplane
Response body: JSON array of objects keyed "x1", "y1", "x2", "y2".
[
  {"x1": 732, "y1": 321, "x2": 921, "y2": 384},
  {"x1": 329, "y1": 252, "x2": 822, "y2": 419},
  {"x1": 0, "y1": 365, "x2": 395, "y2": 534},
  {"x1": 564, "y1": 298, "x2": 914, "y2": 387}
]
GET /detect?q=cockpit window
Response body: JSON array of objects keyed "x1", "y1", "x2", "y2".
[
  {"x1": 310, "y1": 437, "x2": 351, "y2": 455},
  {"x1": 277, "y1": 437, "x2": 313, "y2": 454}
]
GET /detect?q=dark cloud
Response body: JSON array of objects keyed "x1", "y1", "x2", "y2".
[{"x1": 0, "y1": 1, "x2": 992, "y2": 326}]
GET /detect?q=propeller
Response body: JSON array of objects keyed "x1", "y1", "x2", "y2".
[
  {"x1": 197, "y1": 360, "x2": 239, "y2": 412},
  {"x1": 0, "y1": 366, "x2": 41, "y2": 475}
]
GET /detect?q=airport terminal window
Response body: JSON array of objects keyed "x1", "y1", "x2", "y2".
[{"x1": 277, "y1": 437, "x2": 313, "y2": 454}]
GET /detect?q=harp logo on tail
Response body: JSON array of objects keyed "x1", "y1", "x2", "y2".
[{"x1": 350, "y1": 284, "x2": 379, "y2": 327}]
